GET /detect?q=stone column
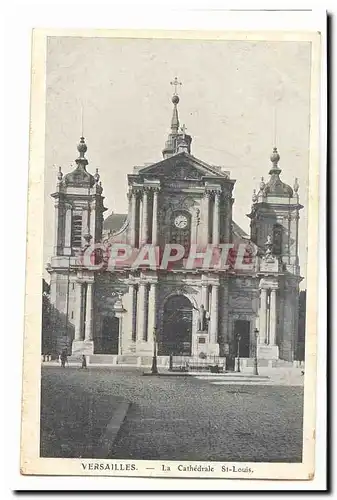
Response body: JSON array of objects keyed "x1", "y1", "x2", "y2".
[
  {"x1": 137, "y1": 282, "x2": 148, "y2": 341},
  {"x1": 142, "y1": 189, "x2": 149, "y2": 245},
  {"x1": 143, "y1": 284, "x2": 149, "y2": 341},
  {"x1": 89, "y1": 200, "x2": 96, "y2": 243},
  {"x1": 212, "y1": 191, "x2": 221, "y2": 245},
  {"x1": 152, "y1": 189, "x2": 159, "y2": 245},
  {"x1": 82, "y1": 207, "x2": 89, "y2": 241},
  {"x1": 74, "y1": 282, "x2": 84, "y2": 340},
  {"x1": 266, "y1": 292, "x2": 271, "y2": 345},
  {"x1": 129, "y1": 283, "x2": 137, "y2": 342},
  {"x1": 203, "y1": 191, "x2": 210, "y2": 246},
  {"x1": 259, "y1": 288, "x2": 268, "y2": 344},
  {"x1": 130, "y1": 191, "x2": 137, "y2": 247},
  {"x1": 147, "y1": 282, "x2": 157, "y2": 343},
  {"x1": 220, "y1": 278, "x2": 229, "y2": 351},
  {"x1": 54, "y1": 201, "x2": 61, "y2": 255},
  {"x1": 223, "y1": 195, "x2": 232, "y2": 243},
  {"x1": 138, "y1": 195, "x2": 143, "y2": 246},
  {"x1": 64, "y1": 204, "x2": 72, "y2": 254},
  {"x1": 269, "y1": 289, "x2": 277, "y2": 345},
  {"x1": 210, "y1": 284, "x2": 219, "y2": 344},
  {"x1": 85, "y1": 283, "x2": 93, "y2": 341}
]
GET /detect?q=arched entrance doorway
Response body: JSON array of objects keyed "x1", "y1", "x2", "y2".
[
  {"x1": 96, "y1": 316, "x2": 119, "y2": 354},
  {"x1": 159, "y1": 295, "x2": 193, "y2": 355}
]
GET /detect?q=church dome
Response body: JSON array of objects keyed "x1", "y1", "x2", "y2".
[
  {"x1": 264, "y1": 176, "x2": 293, "y2": 197},
  {"x1": 63, "y1": 136, "x2": 96, "y2": 187},
  {"x1": 263, "y1": 147, "x2": 293, "y2": 198},
  {"x1": 63, "y1": 166, "x2": 95, "y2": 187}
]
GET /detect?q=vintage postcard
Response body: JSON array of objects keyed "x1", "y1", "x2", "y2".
[{"x1": 20, "y1": 27, "x2": 322, "y2": 481}]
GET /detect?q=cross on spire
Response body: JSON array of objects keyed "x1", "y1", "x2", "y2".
[
  {"x1": 170, "y1": 77, "x2": 182, "y2": 95},
  {"x1": 180, "y1": 124, "x2": 187, "y2": 138}
]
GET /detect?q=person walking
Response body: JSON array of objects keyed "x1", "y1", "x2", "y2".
[
  {"x1": 81, "y1": 355, "x2": 87, "y2": 369},
  {"x1": 60, "y1": 349, "x2": 67, "y2": 368}
]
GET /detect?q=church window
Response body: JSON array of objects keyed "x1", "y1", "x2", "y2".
[
  {"x1": 71, "y1": 214, "x2": 82, "y2": 247},
  {"x1": 273, "y1": 224, "x2": 283, "y2": 255}
]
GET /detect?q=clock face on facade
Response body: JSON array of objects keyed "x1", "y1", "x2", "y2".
[{"x1": 174, "y1": 214, "x2": 188, "y2": 229}]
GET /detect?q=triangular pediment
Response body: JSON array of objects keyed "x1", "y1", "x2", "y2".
[{"x1": 135, "y1": 152, "x2": 229, "y2": 180}]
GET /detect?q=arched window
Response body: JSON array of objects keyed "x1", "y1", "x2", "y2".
[
  {"x1": 170, "y1": 211, "x2": 191, "y2": 257},
  {"x1": 273, "y1": 224, "x2": 283, "y2": 256}
]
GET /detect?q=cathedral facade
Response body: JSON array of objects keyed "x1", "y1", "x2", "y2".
[{"x1": 47, "y1": 88, "x2": 303, "y2": 364}]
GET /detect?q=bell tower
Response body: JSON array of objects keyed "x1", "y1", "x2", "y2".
[
  {"x1": 48, "y1": 136, "x2": 107, "y2": 354},
  {"x1": 248, "y1": 147, "x2": 303, "y2": 275},
  {"x1": 51, "y1": 136, "x2": 107, "y2": 256},
  {"x1": 247, "y1": 147, "x2": 303, "y2": 361}
]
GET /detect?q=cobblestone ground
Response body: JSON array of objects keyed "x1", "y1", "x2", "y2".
[
  {"x1": 41, "y1": 366, "x2": 303, "y2": 462},
  {"x1": 40, "y1": 366, "x2": 124, "y2": 457}
]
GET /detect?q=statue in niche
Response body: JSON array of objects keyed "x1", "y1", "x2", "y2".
[
  {"x1": 197, "y1": 305, "x2": 206, "y2": 331},
  {"x1": 197, "y1": 304, "x2": 210, "y2": 332},
  {"x1": 264, "y1": 234, "x2": 275, "y2": 261}
]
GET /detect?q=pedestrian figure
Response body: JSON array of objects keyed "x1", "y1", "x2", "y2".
[
  {"x1": 81, "y1": 355, "x2": 87, "y2": 369},
  {"x1": 169, "y1": 352, "x2": 173, "y2": 371},
  {"x1": 60, "y1": 349, "x2": 67, "y2": 368}
]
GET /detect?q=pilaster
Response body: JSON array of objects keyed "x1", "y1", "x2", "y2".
[
  {"x1": 212, "y1": 191, "x2": 221, "y2": 245},
  {"x1": 74, "y1": 282, "x2": 84, "y2": 341},
  {"x1": 152, "y1": 189, "x2": 159, "y2": 245},
  {"x1": 84, "y1": 282, "x2": 93, "y2": 341}
]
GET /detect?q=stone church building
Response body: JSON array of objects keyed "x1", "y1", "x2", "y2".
[{"x1": 47, "y1": 87, "x2": 303, "y2": 364}]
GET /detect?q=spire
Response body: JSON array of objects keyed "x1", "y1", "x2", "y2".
[
  {"x1": 261, "y1": 146, "x2": 293, "y2": 198},
  {"x1": 170, "y1": 77, "x2": 182, "y2": 133},
  {"x1": 63, "y1": 135, "x2": 95, "y2": 187},
  {"x1": 171, "y1": 94, "x2": 180, "y2": 133},
  {"x1": 162, "y1": 78, "x2": 192, "y2": 158}
]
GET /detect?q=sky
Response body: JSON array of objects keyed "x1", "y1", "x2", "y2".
[{"x1": 44, "y1": 36, "x2": 312, "y2": 286}]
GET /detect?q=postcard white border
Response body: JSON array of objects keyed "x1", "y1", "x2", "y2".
[{"x1": 3, "y1": 4, "x2": 326, "y2": 491}]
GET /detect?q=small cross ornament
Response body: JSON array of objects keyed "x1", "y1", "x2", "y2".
[{"x1": 170, "y1": 77, "x2": 182, "y2": 95}]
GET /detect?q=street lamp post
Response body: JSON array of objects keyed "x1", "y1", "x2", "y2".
[
  {"x1": 236, "y1": 333, "x2": 241, "y2": 373},
  {"x1": 254, "y1": 328, "x2": 259, "y2": 375},
  {"x1": 151, "y1": 326, "x2": 158, "y2": 374}
]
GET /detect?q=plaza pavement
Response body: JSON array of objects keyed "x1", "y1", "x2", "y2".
[
  {"x1": 41, "y1": 365, "x2": 303, "y2": 462},
  {"x1": 188, "y1": 368, "x2": 304, "y2": 386}
]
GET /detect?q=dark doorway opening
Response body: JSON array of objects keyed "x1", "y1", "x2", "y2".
[
  {"x1": 159, "y1": 295, "x2": 193, "y2": 355},
  {"x1": 234, "y1": 320, "x2": 250, "y2": 358},
  {"x1": 96, "y1": 316, "x2": 119, "y2": 354}
]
